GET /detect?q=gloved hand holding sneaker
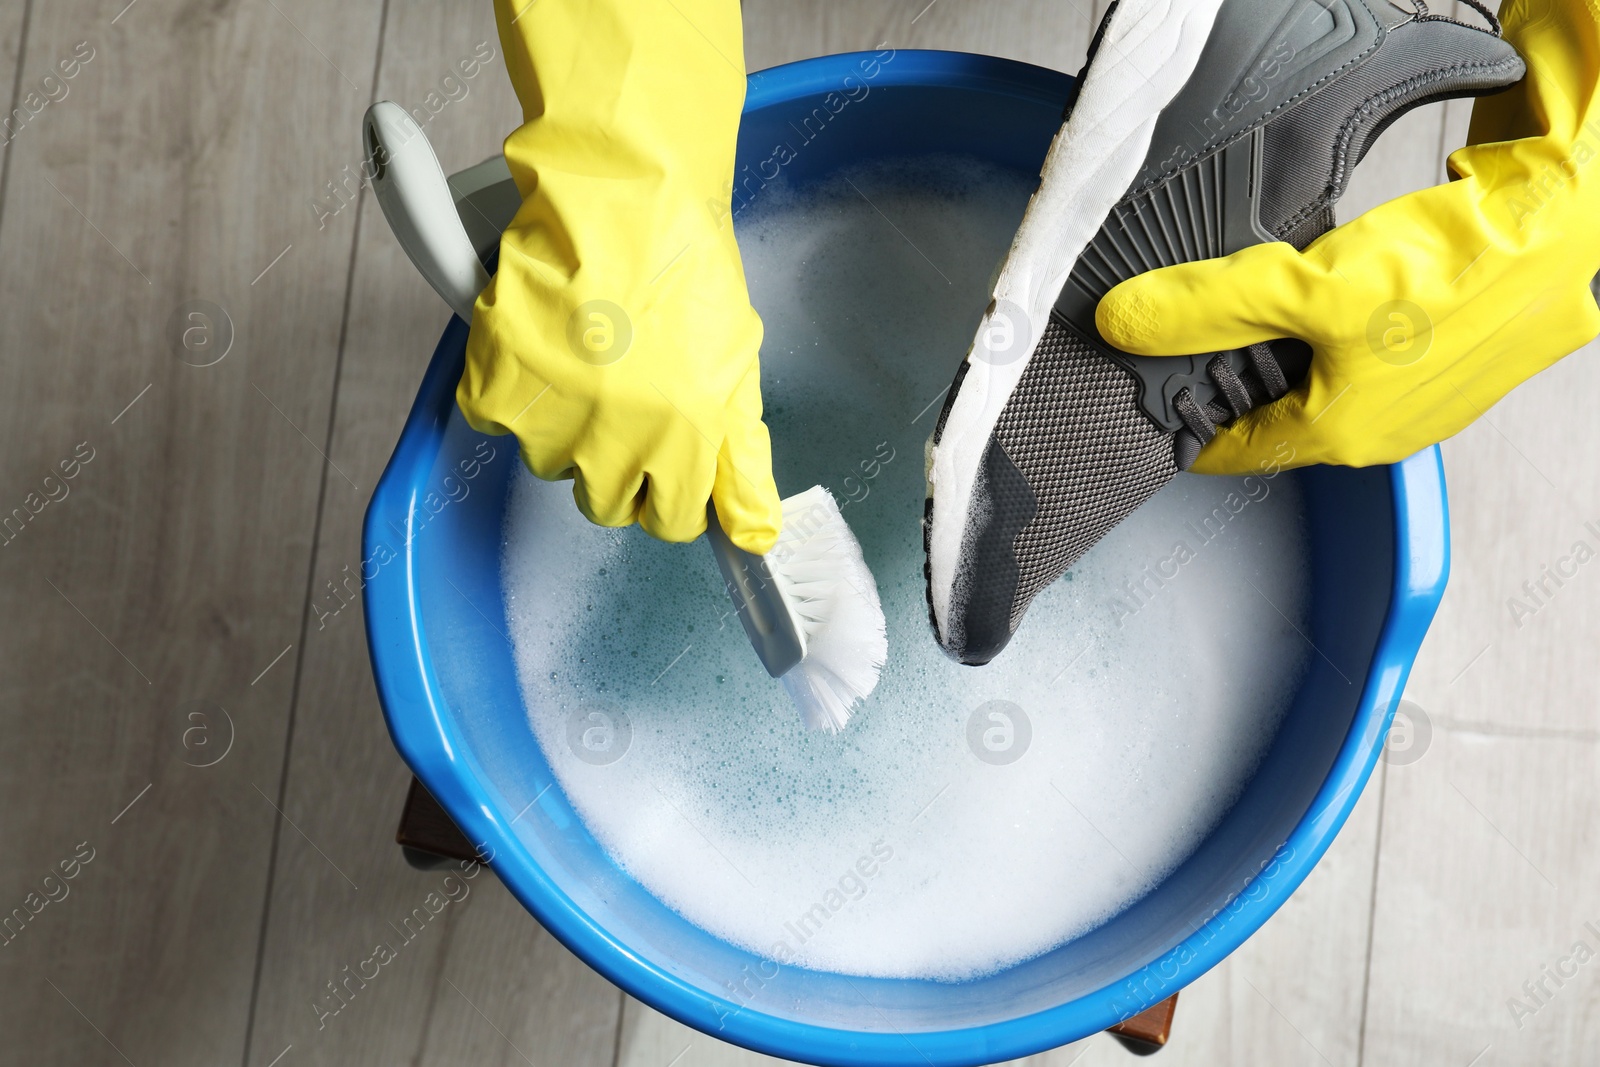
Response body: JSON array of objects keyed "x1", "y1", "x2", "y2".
[
  {"x1": 1095, "y1": 0, "x2": 1600, "y2": 475},
  {"x1": 459, "y1": 0, "x2": 782, "y2": 554},
  {"x1": 926, "y1": 0, "x2": 1527, "y2": 664}
]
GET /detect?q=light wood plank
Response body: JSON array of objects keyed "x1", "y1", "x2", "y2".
[
  {"x1": 0, "y1": 1, "x2": 30, "y2": 144},
  {"x1": 613, "y1": 995, "x2": 1110, "y2": 1067},
  {"x1": 1362, "y1": 729, "x2": 1600, "y2": 1065},
  {"x1": 617, "y1": 999, "x2": 794, "y2": 1067},
  {"x1": 0, "y1": 0, "x2": 29, "y2": 277},
  {"x1": 0, "y1": 0, "x2": 385, "y2": 1064},
  {"x1": 238, "y1": 3, "x2": 623, "y2": 1066}
]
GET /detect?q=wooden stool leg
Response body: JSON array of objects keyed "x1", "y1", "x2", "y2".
[
  {"x1": 395, "y1": 776, "x2": 480, "y2": 868},
  {"x1": 1106, "y1": 993, "x2": 1178, "y2": 1055}
]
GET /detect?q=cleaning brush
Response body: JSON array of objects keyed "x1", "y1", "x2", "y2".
[
  {"x1": 706, "y1": 486, "x2": 886, "y2": 731},
  {"x1": 362, "y1": 101, "x2": 888, "y2": 731}
]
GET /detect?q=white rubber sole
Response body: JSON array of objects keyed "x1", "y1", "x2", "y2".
[{"x1": 925, "y1": 0, "x2": 1227, "y2": 644}]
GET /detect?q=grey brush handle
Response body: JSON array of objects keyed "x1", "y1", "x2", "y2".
[
  {"x1": 704, "y1": 503, "x2": 803, "y2": 679},
  {"x1": 364, "y1": 101, "x2": 488, "y2": 323}
]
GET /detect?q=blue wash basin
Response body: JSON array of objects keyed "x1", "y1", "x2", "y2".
[{"x1": 363, "y1": 49, "x2": 1449, "y2": 1067}]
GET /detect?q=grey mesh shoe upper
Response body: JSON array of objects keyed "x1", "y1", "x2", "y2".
[{"x1": 926, "y1": 0, "x2": 1524, "y2": 665}]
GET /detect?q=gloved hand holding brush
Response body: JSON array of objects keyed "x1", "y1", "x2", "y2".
[
  {"x1": 437, "y1": 0, "x2": 883, "y2": 729},
  {"x1": 1095, "y1": 0, "x2": 1600, "y2": 474},
  {"x1": 459, "y1": 0, "x2": 781, "y2": 554}
]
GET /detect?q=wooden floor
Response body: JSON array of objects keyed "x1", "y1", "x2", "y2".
[{"x1": 2, "y1": 1, "x2": 1596, "y2": 1064}]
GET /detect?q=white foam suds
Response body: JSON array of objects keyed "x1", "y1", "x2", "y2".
[{"x1": 501, "y1": 156, "x2": 1312, "y2": 981}]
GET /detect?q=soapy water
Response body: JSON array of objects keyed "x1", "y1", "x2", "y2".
[{"x1": 501, "y1": 156, "x2": 1311, "y2": 981}]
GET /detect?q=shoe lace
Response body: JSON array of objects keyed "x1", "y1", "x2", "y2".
[{"x1": 1171, "y1": 343, "x2": 1291, "y2": 470}]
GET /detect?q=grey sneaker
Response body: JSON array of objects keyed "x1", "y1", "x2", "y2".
[{"x1": 925, "y1": 0, "x2": 1523, "y2": 665}]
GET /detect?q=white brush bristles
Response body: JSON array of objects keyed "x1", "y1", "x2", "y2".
[{"x1": 766, "y1": 486, "x2": 888, "y2": 733}]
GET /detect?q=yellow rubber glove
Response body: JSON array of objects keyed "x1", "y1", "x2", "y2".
[
  {"x1": 459, "y1": 0, "x2": 781, "y2": 553},
  {"x1": 1095, "y1": 0, "x2": 1600, "y2": 475}
]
